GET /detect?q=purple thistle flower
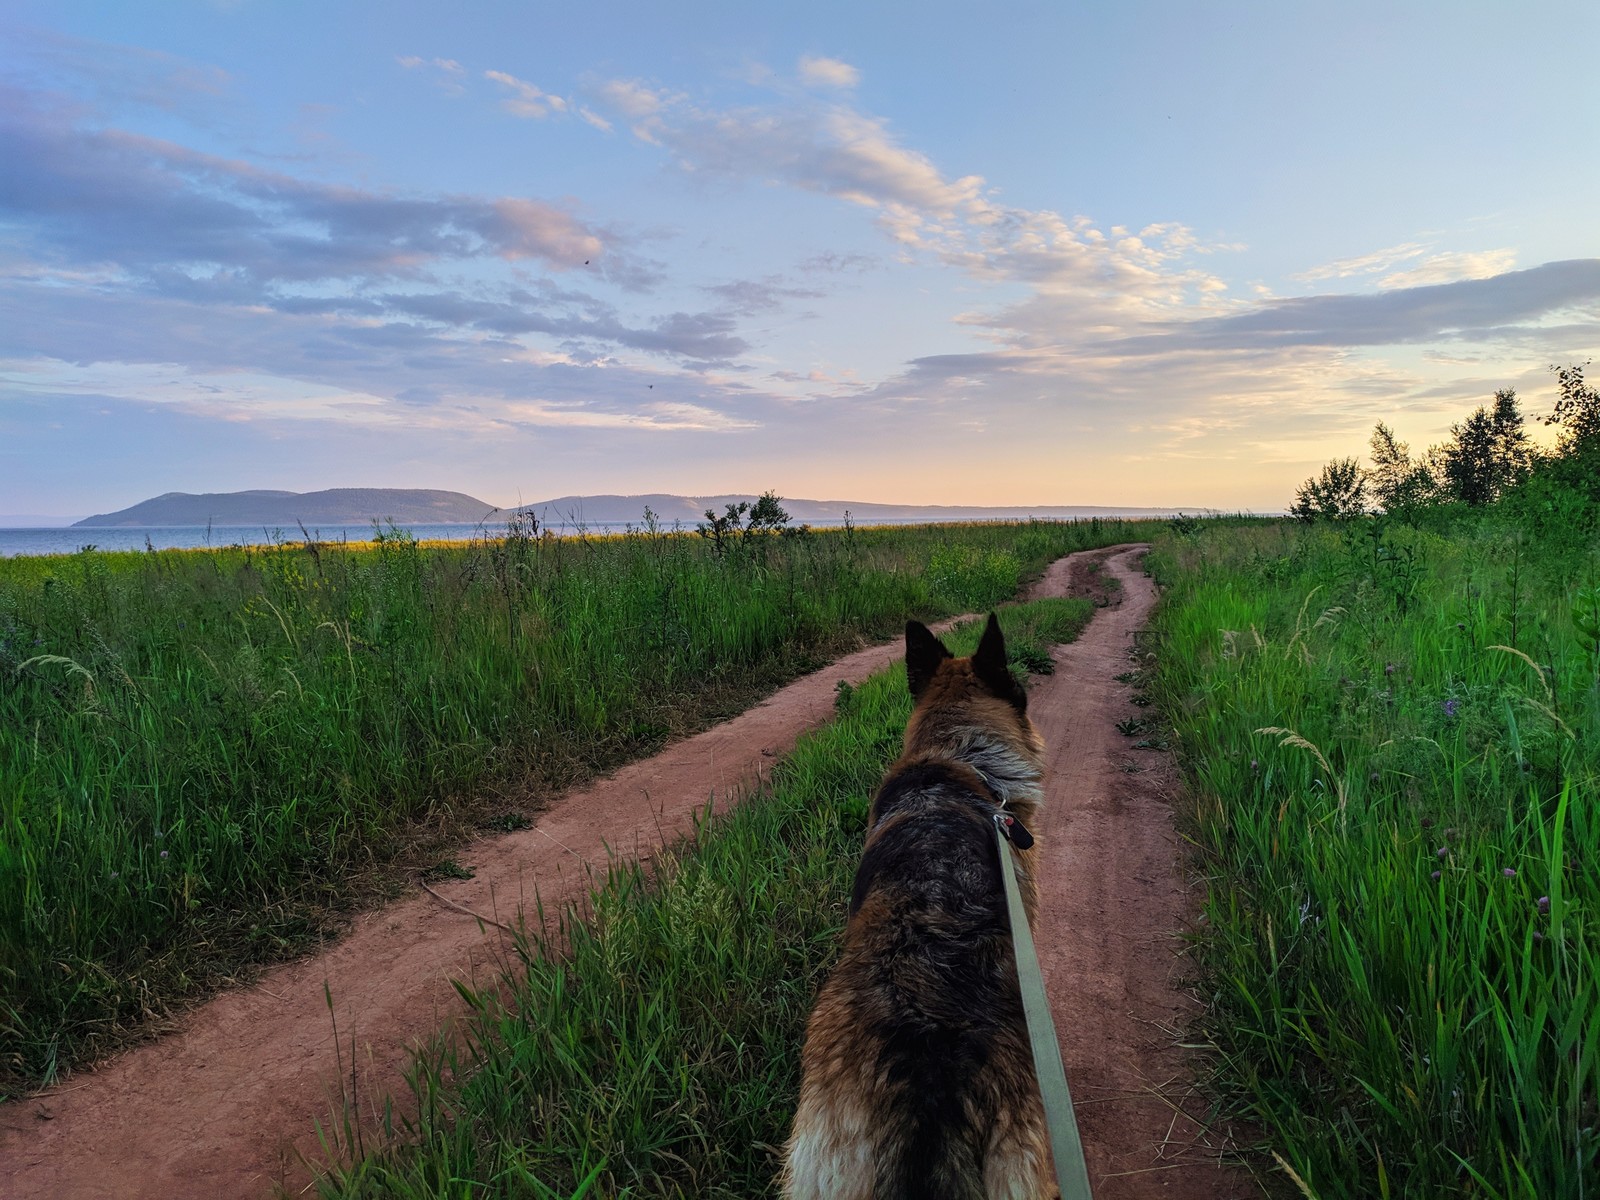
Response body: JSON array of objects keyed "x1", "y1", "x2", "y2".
[
  {"x1": 1442, "y1": 699, "x2": 1460, "y2": 719},
  {"x1": 1384, "y1": 662, "x2": 1396, "y2": 676},
  {"x1": 1503, "y1": 867, "x2": 1517, "y2": 878},
  {"x1": 1431, "y1": 870, "x2": 1442, "y2": 881},
  {"x1": 159, "y1": 850, "x2": 169, "y2": 860},
  {"x1": 1437, "y1": 846, "x2": 1448, "y2": 859},
  {"x1": 1538, "y1": 896, "x2": 1551, "y2": 914}
]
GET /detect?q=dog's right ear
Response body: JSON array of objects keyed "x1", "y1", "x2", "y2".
[{"x1": 905, "y1": 620, "x2": 951, "y2": 699}]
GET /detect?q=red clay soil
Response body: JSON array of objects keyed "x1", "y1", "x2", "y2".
[
  {"x1": 0, "y1": 545, "x2": 1261, "y2": 1199},
  {"x1": 1029, "y1": 547, "x2": 1262, "y2": 1197}
]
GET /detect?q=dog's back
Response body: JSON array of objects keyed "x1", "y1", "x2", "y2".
[{"x1": 782, "y1": 615, "x2": 1051, "y2": 1200}]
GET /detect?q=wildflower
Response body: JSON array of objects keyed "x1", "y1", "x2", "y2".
[
  {"x1": 1442, "y1": 699, "x2": 1460, "y2": 719},
  {"x1": 1431, "y1": 870, "x2": 1442, "y2": 881},
  {"x1": 159, "y1": 850, "x2": 169, "y2": 860},
  {"x1": 1538, "y1": 896, "x2": 1551, "y2": 914},
  {"x1": 1503, "y1": 867, "x2": 1517, "y2": 878},
  {"x1": 1384, "y1": 662, "x2": 1396, "y2": 676},
  {"x1": 1250, "y1": 759, "x2": 1259, "y2": 772},
  {"x1": 1436, "y1": 846, "x2": 1448, "y2": 859},
  {"x1": 1533, "y1": 930, "x2": 1546, "y2": 943}
]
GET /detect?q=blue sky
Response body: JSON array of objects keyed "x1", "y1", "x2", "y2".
[{"x1": 3, "y1": 1, "x2": 1598, "y2": 516}]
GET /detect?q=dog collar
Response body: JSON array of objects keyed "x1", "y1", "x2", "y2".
[{"x1": 992, "y1": 810, "x2": 1034, "y2": 850}]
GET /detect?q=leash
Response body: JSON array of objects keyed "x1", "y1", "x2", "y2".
[{"x1": 993, "y1": 811, "x2": 1095, "y2": 1200}]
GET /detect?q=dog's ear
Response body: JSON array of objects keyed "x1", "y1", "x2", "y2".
[
  {"x1": 905, "y1": 620, "x2": 951, "y2": 699},
  {"x1": 973, "y1": 612, "x2": 1027, "y2": 710}
]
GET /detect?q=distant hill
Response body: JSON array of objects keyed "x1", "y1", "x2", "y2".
[
  {"x1": 518, "y1": 494, "x2": 1216, "y2": 527},
  {"x1": 74, "y1": 489, "x2": 500, "y2": 528}
]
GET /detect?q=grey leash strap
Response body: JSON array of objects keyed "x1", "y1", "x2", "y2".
[{"x1": 993, "y1": 812, "x2": 1094, "y2": 1200}]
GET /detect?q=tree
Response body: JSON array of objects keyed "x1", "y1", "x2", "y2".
[
  {"x1": 1441, "y1": 389, "x2": 1531, "y2": 506},
  {"x1": 1291, "y1": 457, "x2": 1367, "y2": 522},
  {"x1": 695, "y1": 491, "x2": 795, "y2": 558},
  {"x1": 1546, "y1": 362, "x2": 1600, "y2": 458},
  {"x1": 1367, "y1": 422, "x2": 1436, "y2": 515},
  {"x1": 1490, "y1": 388, "x2": 1534, "y2": 484}
]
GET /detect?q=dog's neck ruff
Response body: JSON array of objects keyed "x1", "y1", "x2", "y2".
[{"x1": 941, "y1": 727, "x2": 1043, "y2": 811}]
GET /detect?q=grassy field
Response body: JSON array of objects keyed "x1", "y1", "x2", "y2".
[
  {"x1": 312, "y1": 598, "x2": 1095, "y2": 1199},
  {"x1": 1146, "y1": 518, "x2": 1598, "y2": 1197},
  {"x1": 0, "y1": 518, "x2": 1142, "y2": 1095}
]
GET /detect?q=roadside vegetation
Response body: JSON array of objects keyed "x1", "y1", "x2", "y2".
[
  {"x1": 312, "y1": 599, "x2": 1094, "y2": 1199},
  {"x1": 1146, "y1": 365, "x2": 1600, "y2": 1196},
  {"x1": 0, "y1": 511, "x2": 1142, "y2": 1095}
]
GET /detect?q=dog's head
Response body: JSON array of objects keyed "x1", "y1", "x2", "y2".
[
  {"x1": 904, "y1": 612, "x2": 1027, "y2": 713},
  {"x1": 901, "y1": 613, "x2": 1044, "y2": 802}
]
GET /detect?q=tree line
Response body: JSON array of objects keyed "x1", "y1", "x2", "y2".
[{"x1": 1291, "y1": 363, "x2": 1600, "y2": 525}]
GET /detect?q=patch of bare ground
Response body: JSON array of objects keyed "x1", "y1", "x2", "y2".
[
  {"x1": 0, "y1": 545, "x2": 1266, "y2": 1199},
  {"x1": 1028, "y1": 547, "x2": 1265, "y2": 1197}
]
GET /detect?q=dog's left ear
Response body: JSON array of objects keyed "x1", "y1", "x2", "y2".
[
  {"x1": 906, "y1": 620, "x2": 951, "y2": 699},
  {"x1": 973, "y1": 612, "x2": 1027, "y2": 710}
]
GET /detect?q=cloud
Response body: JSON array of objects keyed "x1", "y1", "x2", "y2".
[
  {"x1": 588, "y1": 77, "x2": 1233, "y2": 315},
  {"x1": 1297, "y1": 241, "x2": 1520, "y2": 291},
  {"x1": 797, "y1": 56, "x2": 860, "y2": 89},
  {"x1": 9, "y1": 27, "x2": 231, "y2": 117},
  {"x1": 397, "y1": 55, "x2": 467, "y2": 95},
  {"x1": 797, "y1": 250, "x2": 877, "y2": 274},
  {"x1": 1296, "y1": 242, "x2": 1429, "y2": 282},
  {"x1": 484, "y1": 69, "x2": 567, "y2": 118},
  {"x1": 0, "y1": 280, "x2": 761, "y2": 424},
  {"x1": 0, "y1": 92, "x2": 610, "y2": 283},
  {"x1": 1378, "y1": 248, "x2": 1517, "y2": 290},
  {"x1": 1102, "y1": 259, "x2": 1600, "y2": 354},
  {"x1": 595, "y1": 78, "x2": 677, "y2": 120},
  {"x1": 700, "y1": 275, "x2": 824, "y2": 315}
]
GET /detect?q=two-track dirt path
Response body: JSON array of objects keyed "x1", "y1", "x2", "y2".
[{"x1": 0, "y1": 544, "x2": 1260, "y2": 1199}]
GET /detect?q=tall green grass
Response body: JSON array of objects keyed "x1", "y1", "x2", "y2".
[
  {"x1": 0, "y1": 519, "x2": 1142, "y2": 1094},
  {"x1": 1147, "y1": 518, "x2": 1599, "y2": 1196},
  {"x1": 313, "y1": 599, "x2": 1094, "y2": 1199}
]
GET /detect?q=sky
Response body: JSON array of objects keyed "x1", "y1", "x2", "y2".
[{"x1": 3, "y1": 1, "x2": 1598, "y2": 517}]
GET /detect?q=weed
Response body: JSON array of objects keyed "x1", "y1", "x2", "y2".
[
  {"x1": 313, "y1": 599, "x2": 1093, "y2": 1198},
  {"x1": 0, "y1": 518, "x2": 1144, "y2": 1091},
  {"x1": 1146, "y1": 517, "x2": 1599, "y2": 1196}
]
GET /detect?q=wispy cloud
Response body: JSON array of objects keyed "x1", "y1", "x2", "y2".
[
  {"x1": 10, "y1": 26, "x2": 231, "y2": 116},
  {"x1": 797, "y1": 55, "x2": 860, "y2": 89},
  {"x1": 1378, "y1": 248, "x2": 1517, "y2": 290},
  {"x1": 484, "y1": 69, "x2": 567, "y2": 118},
  {"x1": 1104, "y1": 260, "x2": 1600, "y2": 354},
  {"x1": 397, "y1": 55, "x2": 467, "y2": 95},
  {"x1": 1, "y1": 91, "x2": 610, "y2": 281},
  {"x1": 700, "y1": 275, "x2": 824, "y2": 315},
  {"x1": 586, "y1": 75, "x2": 1233, "y2": 325},
  {"x1": 1296, "y1": 242, "x2": 1429, "y2": 282}
]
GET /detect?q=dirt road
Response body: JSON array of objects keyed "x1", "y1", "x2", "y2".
[
  {"x1": 1029, "y1": 547, "x2": 1261, "y2": 1197},
  {"x1": 0, "y1": 545, "x2": 1260, "y2": 1198}
]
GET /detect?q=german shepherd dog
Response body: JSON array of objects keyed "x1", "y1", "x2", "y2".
[{"x1": 782, "y1": 613, "x2": 1051, "y2": 1200}]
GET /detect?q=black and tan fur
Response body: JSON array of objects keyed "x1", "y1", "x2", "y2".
[{"x1": 782, "y1": 614, "x2": 1051, "y2": 1200}]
